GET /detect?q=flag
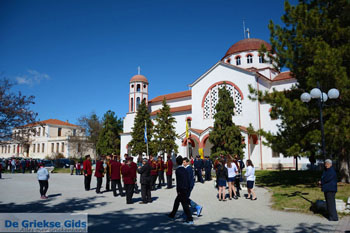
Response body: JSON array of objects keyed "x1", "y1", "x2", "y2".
[
  {"x1": 198, "y1": 148, "x2": 204, "y2": 159},
  {"x1": 144, "y1": 120, "x2": 147, "y2": 144},
  {"x1": 186, "y1": 120, "x2": 189, "y2": 138}
]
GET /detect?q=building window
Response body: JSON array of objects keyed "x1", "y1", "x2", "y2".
[
  {"x1": 56, "y1": 143, "x2": 59, "y2": 153},
  {"x1": 42, "y1": 127, "x2": 45, "y2": 136},
  {"x1": 13, "y1": 145, "x2": 15, "y2": 153},
  {"x1": 203, "y1": 82, "x2": 243, "y2": 119},
  {"x1": 51, "y1": 143, "x2": 54, "y2": 152},
  {"x1": 33, "y1": 144, "x2": 36, "y2": 153},
  {"x1": 236, "y1": 56, "x2": 241, "y2": 65},
  {"x1": 136, "y1": 97, "x2": 140, "y2": 110},
  {"x1": 131, "y1": 98, "x2": 134, "y2": 112},
  {"x1": 272, "y1": 151, "x2": 280, "y2": 158},
  {"x1": 259, "y1": 55, "x2": 264, "y2": 63},
  {"x1": 78, "y1": 143, "x2": 81, "y2": 153},
  {"x1": 136, "y1": 84, "x2": 141, "y2": 92},
  {"x1": 226, "y1": 58, "x2": 231, "y2": 64},
  {"x1": 37, "y1": 144, "x2": 40, "y2": 152},
  {"x1": 38, "y1": 128, "x2": 41, "y2": 136},
  {"x1": 131, "y1": 84, "x2": 134, "y2": 89},
  {"x1": 143, "y1": 84, "x2": 146, "y2": 89},
  {"x1": 42, "y1": 143, "x2": 45, "y2": 153},
  {"x1": 58, "y1": 128, "x2": 62, "y2": 137},
  {"x1": 73, "y1": 129, "x2": 76, "y2": 136},
  {"x1": 247, "y1": 55, "x2": 253, "y2": 64},
  {"x1": 143, "y1": 98, "x2": 146, "y2": 103},
  {"x1": 61, "y1": 143, "x2": 64, "y2": 153}
]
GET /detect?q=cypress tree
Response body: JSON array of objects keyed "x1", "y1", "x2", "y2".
[
  {"x1": 209, "y1": 85, "x2": 244, "y2": 159},
  {"x1": 96, "y1": 110, "x2": 123, "y2": 155},
  {"x1": 153, "y1": 98, "x2": 178, "y2": 158}
]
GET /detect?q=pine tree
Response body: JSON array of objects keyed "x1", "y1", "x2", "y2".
[
  {"x1": 129, "y1": 99, "x2": 153, "y2": 157},
  {"x1": 250, "y1": 0, "x2": 350, "y2": 182},
  {"x1": 153, "y1": 98, "x2": 178, "y2": 158},
  {"x1": 96, "y1": 110, "x2": 123, "y2": 155},
  {"x1": 209, "y1": 85, "x2": 244, "y2": 159}
]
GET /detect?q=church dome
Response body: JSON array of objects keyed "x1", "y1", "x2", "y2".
[
  {"x1": 222, "y1": 38, "x2": 272, "y2": 59},
  {"x1": 130, "y1": 74, "x2": 148, "y2": 83}
]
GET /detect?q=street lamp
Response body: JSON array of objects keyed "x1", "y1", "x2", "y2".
[{"x1": 300, "y1": 84, "x2": 340, "y2": 160}]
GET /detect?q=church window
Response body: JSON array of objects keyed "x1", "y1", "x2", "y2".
[
  {"x1": 236, "y1": 56, "x2": 241, "y2": 65},
  {"x1": 143, "y1": 84, "x2": 146, "y2": 89},
  {"x1": 203, "y1": 82, "x2": 243, "y2": 119},
  {"x1": 131, "y1": 98, "x2": 134, "y2": 112},
  {"x1": 136, "y1": 97, "x2": 140, "y2": 110},
  {"x1": 247, "y1": 55, "x2": 253, "y2": 64},
  {"x1": 131, "y1": 84, "x2": 134, "y2": 89},
  {"x1": 137, "y1": 84, "x2": 141, "y2": 92},
  {"x1": 259, "y1": 55, "x2": 264, "y2": 63},
  {"x1": 226, "y1": 58, "x2": 231, "y2": 64}
]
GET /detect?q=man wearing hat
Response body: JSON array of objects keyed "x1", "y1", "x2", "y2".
[
  {"x1": 121, "y1": 157, "x2": 135, "y2": 204},
  {"x1": 83, "y1": 155, "x2": 92, "y2": 191},
  {"x1": 138, "y1": 158, "x2": 152, "y2": 204},
  {"x1": 320, "y1": 159, "x2": 338, "y2": 221}
]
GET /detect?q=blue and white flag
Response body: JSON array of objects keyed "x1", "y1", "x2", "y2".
[{"x1": 144, "y1": 120, "x2": 147, "y2": 144}]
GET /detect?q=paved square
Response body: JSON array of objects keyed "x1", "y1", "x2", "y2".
[{"x1": 0, "y1": 173, "x2": 347, "y2": 233}]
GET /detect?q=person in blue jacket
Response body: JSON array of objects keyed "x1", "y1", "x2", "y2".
[{"x1": 320, "y1": 159, "x2": 338, "y2": 221}]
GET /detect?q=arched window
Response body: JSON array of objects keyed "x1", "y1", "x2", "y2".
[
  {"x1": 203, "y1": 82, "x2": 243, "y2": 119},
  {"x1": 247, "y1": 55, "x2": 253, "y2": 64},
  {"x1": 136, "y1": 84, "x2": 141, "y2": 92},
  {"x1": 226, "y1": 58, "x2": 231, "y2": 64},
  {"x1": 236, "y1": 56, "x2": 241, "y2": 65},
  {"x1": 131, "y1": 98, "x2": 134, "y2": 112},
  {"x1": 136, "y1": 97, "x2": 140, "y2": 110}
]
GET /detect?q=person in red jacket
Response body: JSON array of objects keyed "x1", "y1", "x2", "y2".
[
  {"x1": 157, "y1": 157, "x2": 165, "y2": 189},
  {"x1": 149, "y1": 155, "x2": 158, "y2": 190},
  {"x1": 95, "y1": 157, "x2": 104, "y2": 194},
  {"x1": 121, "y1": 157, "x2": 135, "y2": 204},
  {"x1": 165, "y1": 155, "x2": 173, "y2": 189},
  {"x1": 110, "y1": 155, "x2": 124, "y2": 197},
  {"x1": 129, "y1": 156, "x2": 139, "y2": 194},
  {"x1": 83, "y1": 155, "x2": 92, "y2": 191}
]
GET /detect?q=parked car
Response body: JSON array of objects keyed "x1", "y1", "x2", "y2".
[{"x1": 53, "y1": 158, "x2": 70, "y2": 168}]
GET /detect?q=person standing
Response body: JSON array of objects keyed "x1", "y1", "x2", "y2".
[
  {"x1": 76, "y1": 162, "x2": 81, "y2": 175},
  {"x1": 204, "y1": 156, "x2": 212, "y2": 181},
  {"x1": 21, "y1": 159, "x2": 26, "y2": 174},
  {"x1": 105, "y1": 155, "x2": 111, "y2": 191},
  {"x1": 69, "y1": 159, "x2": 75, "y2": 175},
  {"x1": 121, "y1": 157, "x2": 135, "y2": 204},
  {"x1": 83, "y1": 155, "x2": 92, "y2": 191},
  {"x1": 129, "y1": 157, "x2": 139, "y2": 194},
  {"x1": 194, "y1": 155, "x2": 204, "y2": 183},
  {"x1": 150, "y1": 156, "x2": 158, "y2": 190},
  {"x1": 95, "y1": 157, "x2": 104, "y2": 194},
  {"x1": 233, "y1": 154, "x2": 244, "y2": 197},
  {"x1": 138, "y1": 158, "x2": 152, "y2": 204},
  {"x1": 216, "y1": 159, "x2": 228, "y2": 201},
  {"x1": 157, "y1": 156, "x2": 165, "y2": 188},
  {"x1": 226, "y1": 156, "x2": 238, "y2": 200},
  {"x1": 110, "y1": 155, "x2": 124, "y2": 197},
  {"x1": 165, "y1": 155, "x2": 173, "y2": 189},
  {"x1": 37, "y1": 163, "x2": 49, "y2": 199},
  {"x1": 320, "y1": 159, "x2": 338, "y2": 221},
  {"x1": 167, "y1": 156, "x2": 193, "y2": 225},
  {"x1": 245, "y1": 159, "x2": 257, "y2": 200}
]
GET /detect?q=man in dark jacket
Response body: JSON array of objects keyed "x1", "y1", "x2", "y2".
[
  {"x1": 167, "y1": 156, "x2": 193, "y2": 224},
  {"x1": 110, "y1": 155, "x2": 124, "y2": 197},
  {"x1": 95, "y1": 156, "x2": 104, "y2": 194},
  {"x1": 138, "y1": 158, "x2": 152, "y2": 204},
  {"x1": 320, "y1": 159, "x2": 338, "y2": 221},
  {"x1": 204, "y1": 156, "x2": 212, "y2": 181},
  {"x1": 194, "y1": 155, "x2": 204, "y2": 183}
]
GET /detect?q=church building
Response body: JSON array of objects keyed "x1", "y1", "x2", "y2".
[{"x1": 121, "y1": 38, "x2": 309, "y2": 170}]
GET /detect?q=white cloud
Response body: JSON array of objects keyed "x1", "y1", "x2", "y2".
[{"x1": 16, "y1": 70, "x2": 51, "y2": 86}]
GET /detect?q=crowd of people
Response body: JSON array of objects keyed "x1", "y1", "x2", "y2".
[{"x1": 0, "y1": 157, "x2": 41, "y2": 174}]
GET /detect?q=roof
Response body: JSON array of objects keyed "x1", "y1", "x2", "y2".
[
  {"x1": 22, "y1": 119, "x2": 79, "y2": 128},
  {"x1": 130, "y1": 74, "x2": 148, "y2": 83},
  {"x1": 222, "y1": 38, "x2": 272, "y2": 60},
  {"x1": 150, "y1": 105, "x2": 192, "y2": 116},
  {"x1": 148, "y1": 90, "x2": 191, "y2": 103},
  {"x1": 273, "y1": 71, "x2": 293, "y2": 81}
]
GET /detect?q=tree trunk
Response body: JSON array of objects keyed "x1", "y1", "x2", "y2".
[
  {"x1": 295, "y1": 156, "x2": 298, "y2": 171},
  {"x1": 339, "y1": 151, "x2": 350, "y2": 183}
]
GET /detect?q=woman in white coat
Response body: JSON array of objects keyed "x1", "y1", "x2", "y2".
[{"x1": 244, "y1": 160, "x2": 257, "y2": 200}]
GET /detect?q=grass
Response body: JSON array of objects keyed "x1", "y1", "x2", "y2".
[
  {"x1": 51, "y1": 167, "x2": 71, "y2": 173},
  {"x1": 254, "y1": 170, "x2": 350, "y2": 215}
]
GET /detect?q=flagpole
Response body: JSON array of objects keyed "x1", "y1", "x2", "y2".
[{"x1": 145, "y1": 120, "x2": 149, "y2": 157}]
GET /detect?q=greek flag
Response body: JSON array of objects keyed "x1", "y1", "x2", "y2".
[{"x1": 144, "y1": 121, "x2": 147, "y2": 144}]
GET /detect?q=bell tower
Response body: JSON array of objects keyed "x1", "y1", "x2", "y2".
[{"x1": 129, "y1": 68, "x2": 148, "y2": 113}]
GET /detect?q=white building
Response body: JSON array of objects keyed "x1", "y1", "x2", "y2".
[
  {"x1": 121, "y1": 38, "x2": 310, "y2": 170},
  {"x1": 0, "y1": 119, "x2": 95, "y2": 159}
]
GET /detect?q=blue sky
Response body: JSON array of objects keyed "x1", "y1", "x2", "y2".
[{"x1": 0, "y1": 0, "x2": 296, "y2": 124}]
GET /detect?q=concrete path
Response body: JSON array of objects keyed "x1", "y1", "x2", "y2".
[{"x1": 0, "y1": 173, "x2": 348, "y2": 233}]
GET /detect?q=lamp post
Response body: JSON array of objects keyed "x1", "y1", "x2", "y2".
[{"x1": 300, "y1": 84, "x2": 340, "y2": 160}]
